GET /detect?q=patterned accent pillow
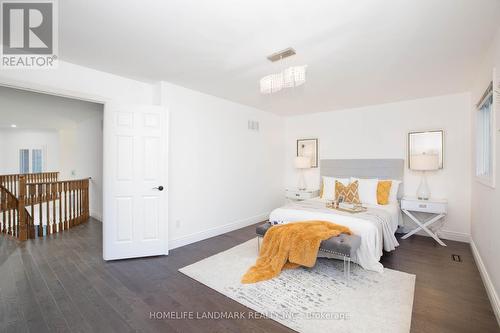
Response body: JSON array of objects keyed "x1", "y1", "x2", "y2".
[
  {"x1": 335, "y1": 180, "x2": 360, "y2": 204},
  {"x1": 377, "y1": 180, "x2": 392, "y2": 205}
]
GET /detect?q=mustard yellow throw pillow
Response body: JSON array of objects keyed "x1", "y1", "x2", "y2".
[
  {"x1": 377, "y1": 180, "x2": 392, "y2": 205},
  {"x1": 335, "y1": 180, "x2": 360, "y2": 204}
]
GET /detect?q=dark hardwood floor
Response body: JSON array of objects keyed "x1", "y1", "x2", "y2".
[{"x1": 0, "y1": 218, "x2": 497, "y2": 332}]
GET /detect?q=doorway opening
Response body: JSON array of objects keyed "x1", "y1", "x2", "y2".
[{"x1": 0, "y1": 85, "x2": 104, "y2": 239}]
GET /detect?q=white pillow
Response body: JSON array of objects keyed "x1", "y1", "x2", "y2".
[
  {"x1": 321, "y1": 176, "x2": 349, "y2": 201},
  {"x1": 385, "y1": 179, "x2": 402, "y2": 203},
  {"x1": 350, "y1": 177, "x2": 378, "y2": 205}
]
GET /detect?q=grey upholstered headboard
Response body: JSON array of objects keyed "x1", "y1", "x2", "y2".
[{"x1": 320, "y1": 159, "x2": 405, "y2": 198}]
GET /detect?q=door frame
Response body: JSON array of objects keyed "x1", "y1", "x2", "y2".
[{"x1": 0, "y1": 77, "x2": 169, "y2": 258}]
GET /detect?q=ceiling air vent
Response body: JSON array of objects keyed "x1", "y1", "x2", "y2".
[
  {"x1": 267, "y1": 47, "x2": 296, "y2": 62},
  {"x1": 248, "y1": 120, "x2": 259, "y2": 131}
]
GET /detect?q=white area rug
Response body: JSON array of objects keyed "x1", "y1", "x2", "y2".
[{"x1": 179, "y1": 238, "x2": 415, "y2": 333}]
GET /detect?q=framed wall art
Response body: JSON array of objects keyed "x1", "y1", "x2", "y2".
[
  {"x1": 408, "y1": 130, "x2": 444, "y2": 169},
  {"x1": 297, "y1": 138, "x2": 318, "y2": 168}
]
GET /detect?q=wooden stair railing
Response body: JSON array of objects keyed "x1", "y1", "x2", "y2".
[
  {"x1": 25, "y1": 178, "x2": 90, "y2": 237},
  {"x1": 0, "y1": 183, "x2": 22, "y2": 238},
  {"x1": 0, "y1": 172, "x2": 59, "y2": 197},
  {"x1": 0, "y1": 174, "x2": 89, "y2": 240}
]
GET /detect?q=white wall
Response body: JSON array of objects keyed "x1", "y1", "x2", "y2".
[
  {"x1": 0, "y1": 129, "x2": 61, "y2": 173},
  {"x1": 161, "y1": 82, "x2": 285, "y2": 248},
  {"x1": 470, "y1": 27, "x2": 500, "y2": 323},
  {"x1": 285, "y1": 93, "x2": 472, "y2": 241},
  {"x1": 59, "y1": 113, "x2": 104, "y2": 220}
]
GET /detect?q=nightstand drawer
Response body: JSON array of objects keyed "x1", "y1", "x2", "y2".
[
  {"x1": 288, "y1": 191, "x2": 309, "y2": 200},
  {"x1": 285, "y1": 189, "x2": 320, "y2": 201},
  {"x1": 401, "y1": 199, "x2": 447, "y2": 214}
]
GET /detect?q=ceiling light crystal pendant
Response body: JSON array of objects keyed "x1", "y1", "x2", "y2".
[
  {"x1": 283, "y1": 66, "x2": 306, "y2": 88},
  {"x1": 260, "y1": 65, "x2": 307, "y2": 94},
  {"x1": 260, "y1": 72, "x2": 284, "y2": 94}
]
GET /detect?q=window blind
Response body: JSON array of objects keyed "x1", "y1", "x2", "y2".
[
  {"x1": 476, "y1": 82, "x2": 494, "y2": 182},
  {"x1": 32, "y1": 149, "x2": 43, "y2": 173},
  {"x1": 19, "y1": 149, "x2": 30, "y2": 174}
]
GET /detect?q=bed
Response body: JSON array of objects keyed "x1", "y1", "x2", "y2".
[{"x1": 269, "y1": 159, "x2": 404, "y2": 273}]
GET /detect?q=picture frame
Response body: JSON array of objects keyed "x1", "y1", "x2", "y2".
[
  {"x1": 408, "y1": 130, "x2": 444, "y2": 169},
  {"x1": 296, "y1": 138, "x2": 318, "y2": 168}
]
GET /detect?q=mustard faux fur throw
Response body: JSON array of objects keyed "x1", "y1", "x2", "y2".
[{"x1": 241, "y1": 221, "x2": 352, "y2": 284}]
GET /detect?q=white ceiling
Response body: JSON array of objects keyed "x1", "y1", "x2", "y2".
[
  {"x1": 59, "y1": 0, "x2": 500, "y2": 115},
  {"x1": 0, "y1": 86, "x2": 103, "y2": 130}
]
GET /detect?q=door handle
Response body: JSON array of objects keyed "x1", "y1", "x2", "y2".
[{"x1": 153, "y1": 186, "x2": 164, "y2": 191}]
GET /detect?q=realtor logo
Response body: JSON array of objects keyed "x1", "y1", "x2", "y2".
[{"x1": 1, "y1": 0, "x2": 58, "y2": 68}]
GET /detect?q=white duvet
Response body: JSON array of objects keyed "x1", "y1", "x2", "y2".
[{"x1": 268, "y1": 197, "x2": 401, "y2": 273}]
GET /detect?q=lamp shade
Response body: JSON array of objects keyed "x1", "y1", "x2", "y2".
[
  {"x1": 410, "y1": 153, "x2": 439, "y2": 171},
  {"x1": 294, "y1": 156, "x2": 311, "y2": 169}
]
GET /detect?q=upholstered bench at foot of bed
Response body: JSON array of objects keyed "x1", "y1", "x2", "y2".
[{"x1": 255, "y1": 222, "x2": 361, "y2": 282}]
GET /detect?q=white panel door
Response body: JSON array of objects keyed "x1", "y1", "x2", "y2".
[{"x1": 103, "y1": 104, "x2": 168, "y2": 260}]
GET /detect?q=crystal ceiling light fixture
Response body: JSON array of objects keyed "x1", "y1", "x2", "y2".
[
  {"x1": 260, "y1": 72, "x2": 284, "y2": 94},
  {"x1": 260, "y1": 47, "x2": 307, "y2": 94},
  {"x1": 259, "y1": 65, "x2": 307, "y2": 94},
  {"x1": 283, "y1": 66, "x2": 306, "y2": 88}
]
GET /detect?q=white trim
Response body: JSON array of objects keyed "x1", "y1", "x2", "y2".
[
  {"x1": 477, "y1": 90, "x2": 493, "y2": 109},
  {"x1": 470, "y1": 239, "x2": 500, "y2": 326},
  {"x1": 0, "y1": 78, "x2": 108, "y2": 104},
  {"x1": 437, "y1": 230, "x2": 471, "y2": 243},
  {"x1": 90, "y1": 211, "x2": 102, "y2": 222},
  {"x1": 475, "y1": 176, "x2": 496, "y2": 189},
  {"x1": 490, "y1": 67, "x2": 498, "y2": 188},
  {"x1": 168, "y1": 212, "x2": 270, "y2": 250},
  {"x1": 404, "y1": 229, "x2": 471, "y2": 243}
]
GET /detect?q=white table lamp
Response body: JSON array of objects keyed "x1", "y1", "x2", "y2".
[
  {"x1": 410, "y1": 153, "x2": 439, "y2": 200},
  {"x1": 294, "y1": 156, "x2": 311, "y2": 190}
]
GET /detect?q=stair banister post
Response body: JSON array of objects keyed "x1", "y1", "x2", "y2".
[{"x1": 18, "y1": 175, "x2": 27, "y2": 241}]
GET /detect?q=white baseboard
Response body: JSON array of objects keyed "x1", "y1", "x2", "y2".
[
  {"x1": 168, "y1": 212, "x2": 269, "y2": 250},
  {"x1": 470, "y1": 239, "x2": 500, "y2": 326},
  {"x1": 400, "y1": 228, "x2": 471, "y2": 243},
  {"x1": 90, "y1": 211, "x2": 102, "y2": 222},
  {"x1": 437, "y1": 230, "x2": 471, "y2": 243}
]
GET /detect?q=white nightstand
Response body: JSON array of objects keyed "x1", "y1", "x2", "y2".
[
  {"x1": 286, "y1": 189, "x2": 320, "y2": 201},
  {"x1": 400, "y1": 197, "x2": 448, "y2": 246}
]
